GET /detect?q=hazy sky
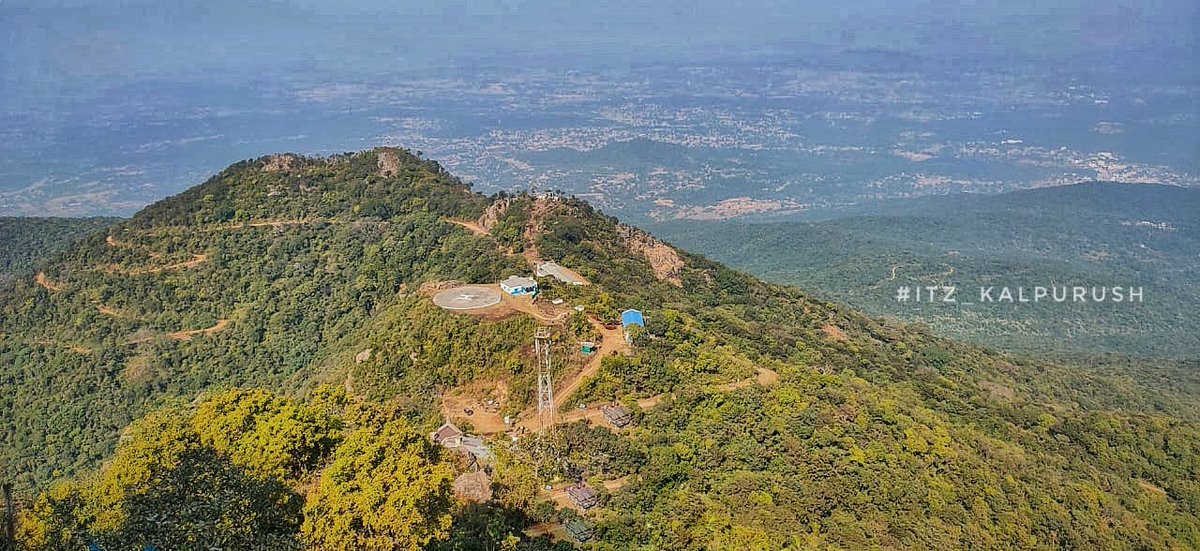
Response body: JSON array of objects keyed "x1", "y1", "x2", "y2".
[{"x1": 3, "y1": 0, "x2": 1195, "y2": 84}]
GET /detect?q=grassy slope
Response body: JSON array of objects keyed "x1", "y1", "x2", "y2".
[{"x1": 1, "y1": 157, "x2": 1197, "y2": 548}]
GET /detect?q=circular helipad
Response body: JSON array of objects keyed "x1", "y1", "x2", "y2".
[{"x1": 433, "y1": 285, "x2": 502, "y2": 310}]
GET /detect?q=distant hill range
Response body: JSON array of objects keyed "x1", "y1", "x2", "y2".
[{"x1": 654, "y1": 183, "x2": 1200, "y2": 359}]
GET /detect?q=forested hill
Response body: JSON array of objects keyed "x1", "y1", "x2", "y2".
[
  {"x1": 653, "y1": 183, "x2": 1200, "y2": 358},
  {"x1": 3, "y1": 149, "x2": 1198, "y2": 550},
  {"x1": 0, "y1": 217, "x2": 121, "y2": 283}
]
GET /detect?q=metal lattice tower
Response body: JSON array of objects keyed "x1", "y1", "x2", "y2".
[{"x1": 534, "y1": 327, "x2": 555, "y2": 427}]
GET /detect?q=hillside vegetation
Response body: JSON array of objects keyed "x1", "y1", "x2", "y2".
[
  {"x1": 654, "y1": 183, "x2": 1200, "y2": 358},
  {"x1": 2, "y1": 150, "x2": 1197, "y2": 550},
  {"x1": 0, "y1": 217, "x2": 121, "y2": 283}
]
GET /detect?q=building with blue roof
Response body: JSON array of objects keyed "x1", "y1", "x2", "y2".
[{"x1": 621, "y1": 309, "x2": 645, "y2": 343}]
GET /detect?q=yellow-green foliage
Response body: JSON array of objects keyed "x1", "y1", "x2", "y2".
[
  {"x1": 16, "y1": 388, "x2": 456, "y2": 551},
  {"x1": 18, "y1": 406, "x2": 304, "y2": 550},
  {"x1": 301, "y1": 418, "x2": 454, "y2": 551},
  {"x1": 192, "y1": 388, "x2": 342, "y2": 481}
]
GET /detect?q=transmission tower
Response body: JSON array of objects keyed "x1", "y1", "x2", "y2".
[{"x1": 534, "y1": 326, "x2": 555, "y2": 428}]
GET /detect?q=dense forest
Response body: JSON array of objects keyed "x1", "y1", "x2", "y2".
[
  {"x1": 1, "y1": 149, "x2": 1197, "y2": 549},
  {"x1": 654, "y1": 183, "x2": 1200, "y2": 359},
  {"x1": 0, "y1": 217, "x2": 121, "y2": 283}
]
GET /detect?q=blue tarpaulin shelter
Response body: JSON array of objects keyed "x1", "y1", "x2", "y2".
[
  {"x1": 621, "y1": 309, "x2": 645, "y2": 343},
  {"x1": 620, "y1": 309, "x2": 644, "y2": 328}
]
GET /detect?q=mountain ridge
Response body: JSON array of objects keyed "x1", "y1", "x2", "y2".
[{"x1": 2, "y1": 149, "x2": 1198, "y2": 549}]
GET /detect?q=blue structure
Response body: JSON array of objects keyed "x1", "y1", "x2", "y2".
[
  {"x1": 620, "y1": 309, "x2": 645, "y2": 328},
  {"x1": 621, "y1": 309, "x2": 645, "y2": 343}
]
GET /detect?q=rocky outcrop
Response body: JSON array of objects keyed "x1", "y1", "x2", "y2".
[
  {"x1": 476, "y1": 198, "x2": 511, "y2": 232},
  {"x1": 377, "y1": 148, "x2": 402, "y2": 177},
  {"x1": 617, "y1": 225, "x2": 684, "y2": 286}
]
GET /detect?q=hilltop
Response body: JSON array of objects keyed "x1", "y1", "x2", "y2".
[{"x1": 2, "y1": 150, "x2": 1197, "y2": 549}]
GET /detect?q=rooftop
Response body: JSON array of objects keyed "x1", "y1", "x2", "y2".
[
  {"x1": 601, "y1": 404, "x2": 633, "y2": 428},
  {"x1": 566, "y1": 483, "x2": 600, "y2": 509},
  {"x1": 432, "y1": 422, "x2": 462, "y2": 443},
  {"x1": 500, "y1": 275, "x2": 537, "y2": 289},
  {"x1": 536, "y1": 261, "x2": 588, "y2": 285},
  {"x1": 621, "y1": 309, "x2": 645, "y2": 328}
]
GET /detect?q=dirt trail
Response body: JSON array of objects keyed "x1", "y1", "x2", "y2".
[
  {"x1": 514, "y1": 328, "x2": 777, "y2": 433},
  {"x1": 822, "y1": 323, "x2": 848, "y2": 341},
  {"x1": 132, "y1": 218, "x2": 329, "y2": 238},
  {"x1": 34, "y1": 272, "x2": 64, "y2": 292},
  {"x1": 96, "y1": 304, "x2": 121, "y2": 317},
  {"x1": 167, "y1": 319, "x2": 229, "y2": 341},
  {"x1": 603, "y1": 475, "x2": 632, "y2": 492},
  {"x1": 636, "y1": 394, "x2": 664, "y2": 409},
  {"x1": 445, "y1": 218, "x2": 490, "y2": 237},
  {"x1": 524, "y1": 523, "x2": 568, "y2": 541},
  {"x1": 554, "y1": 322, "x2": 627, "y2": 409},
  {"x1": 516, "y1": 319, "x2": 629, "y2": 431},
  {"x1": 714, "y1": 367, "x2": 780, "y2": 392},
  {"x1": 1138, "y1": 479, "x2": 1168, "y2": 496}
]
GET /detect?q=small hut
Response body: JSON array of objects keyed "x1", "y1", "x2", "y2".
[
  {"x1": 566, "y1": 482, "x2": 600, "y2": 510},
  {"x1": 564, "y1": 520, "x2": 594, "y2": 542},
  {"x1": 620, "y1": 309, "x2": 645, "y2": 343},
  {"x1": 600, "y1": 404, "x2": 633, "y2": 428},
  {"x1": 500, "y1": 275, "x2": 538, "y2": 296},
  {"x1": 430, "y1": 422, "x2": 463, "y2": 448}
]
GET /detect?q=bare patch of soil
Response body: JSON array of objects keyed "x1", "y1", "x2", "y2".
[
  {"x1": 477, "y1": 199, "x2": 511, "y2": 232},
  {"x1": 445, "y1": 218, "x2": 489, "y2": 236},
  {"x1": 167, "y1": 319, "x2": 229, "y2": 341},
  {"x1": 441, "y1": 380, "x2": 510, "y2": 435},
  {"x1": 262, "y1": 154, "x2": 300, "y2": 172},
  {"x1": 34, "y1": 272, "x2": 64, "y2": 292},
  {"x1": 822, "y1": 323, "x2": 848, "y2": 341},
  {"x1": 377, "y1": 149, "x2": 402, "y2": 177}
]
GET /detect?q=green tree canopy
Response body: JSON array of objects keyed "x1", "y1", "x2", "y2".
[{"x1": 301, "y1": 417, "x2": 455, "y2": 551}]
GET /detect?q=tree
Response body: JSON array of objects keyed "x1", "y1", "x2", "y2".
[
  {"x1": 191, "y1": 388, "x2": 342, "y2": 481},
  {"x1": 17, "y1": 409, "x2": 302, "y2": 550},
  {"x1": 302, "y1": 417, "x2": 454, "y2": 551}
]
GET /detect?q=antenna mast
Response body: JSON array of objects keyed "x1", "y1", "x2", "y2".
[{"x1": 534, "y1": 326, "x2": 555, "y2": 429}]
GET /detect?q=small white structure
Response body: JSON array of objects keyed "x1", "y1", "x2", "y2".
[
  {"x1": 536, "y1": 261, "x2": 588, "y2": 285},
  {"x1": 500, "y1": 275, "x2": 538, "y2": 296}
]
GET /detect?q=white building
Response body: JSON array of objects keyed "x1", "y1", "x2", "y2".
[{"x1": 500, "y1": 275, "x2": 538, "y2": 296}]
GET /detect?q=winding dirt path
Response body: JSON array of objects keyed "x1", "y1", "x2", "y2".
[
  {"x1": 515, "y1": 319, "x2": 629, "y2": 431},
  {"x1": 102, "y1": 254, "x2": 209, "y2": 275},
  {"x1": 167, "y1": 318, "x2": 229, "y2": 341},
  {"x1": 714, "y1": 367, "x2": 779, "y2": 392},
  {"x1": 445, "y1": 218, "x2": 489, "y2": 236},
  {"x1": 34, "y1": 272, "x2": 63, "y2": 292}
]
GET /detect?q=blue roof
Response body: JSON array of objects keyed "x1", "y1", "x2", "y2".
[{"x1": 621, "y1": 309, "x2": 645, "y2": 328}]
